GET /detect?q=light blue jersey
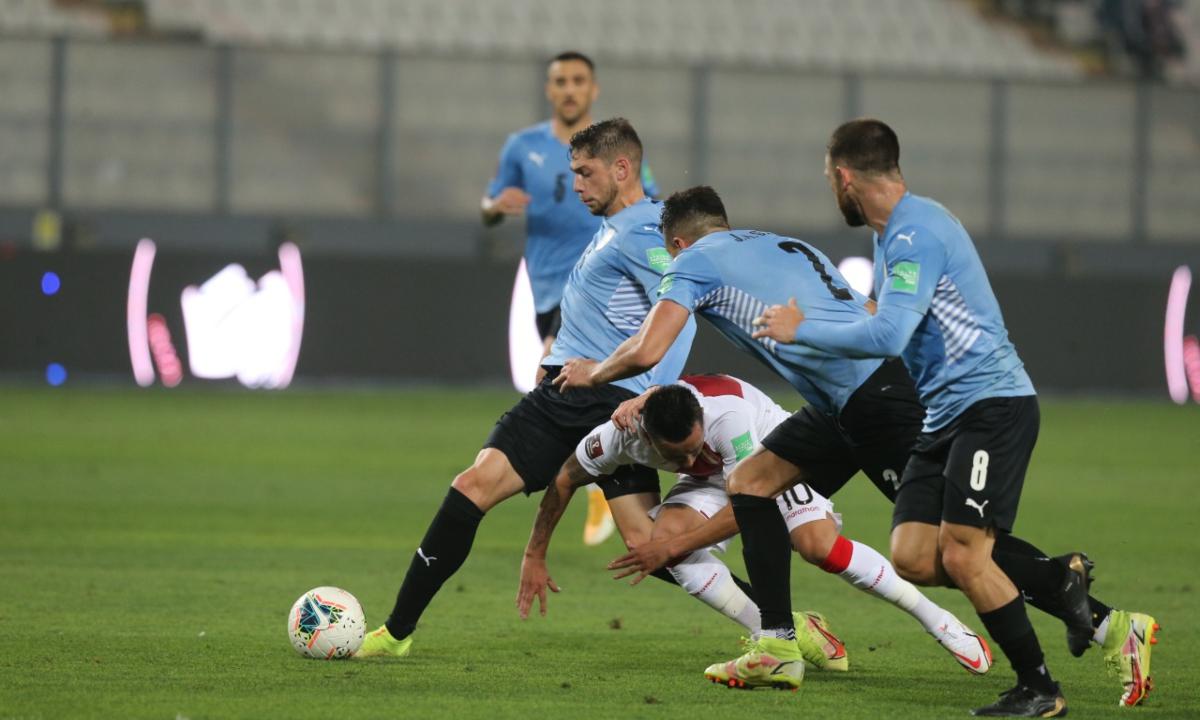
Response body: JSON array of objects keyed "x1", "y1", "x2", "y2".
[
  {"x1": 794, "y1": 193, "x2": 1034, "y2": 430},
  {"x1": 487, "y1": 121, "x2": 660, "y2": 314},
  {"x1": 545, "y1": 198, "x2": 695, "y2": 395},
  {"x1": 655, "y1": 229, "x2": 882, "y2": 416}
]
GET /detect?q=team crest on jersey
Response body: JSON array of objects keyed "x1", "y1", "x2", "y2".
[{"x1": 585, "y1": 434, "x2": 604, "y2": 459}]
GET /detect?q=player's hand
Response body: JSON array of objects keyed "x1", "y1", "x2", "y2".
[
  {"x1": 752, "y1": 298, "x2": 805, "y2": 343},
  {"x1": 487, "y1": 187, "x2": 532, "y2": 216},
  {"x1": 607, "y1": 538, "x2": 676, "y2": 586},
  {"x1": 517, "y1": 553, "x2": 560, "y2": 619},
  {"x1": 553, "y1": 358, "x2": 598, "y2": 392},
  {"x1": 611, "y1": 389, "x2": 653, "y2": 431}
]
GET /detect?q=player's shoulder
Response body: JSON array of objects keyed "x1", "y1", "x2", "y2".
[
  {"x1": 501, "y1": 122, "x2": 552, "y2": 152},
  {"x1": 883, "y1": 194, "x2": 961, "y2": 251},
  {"x1": 610, "y1": 201, "x2": 665, "y2": 249}
]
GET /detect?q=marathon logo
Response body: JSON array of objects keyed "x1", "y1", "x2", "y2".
[{"x1": 585, "y1": 434, "x2": 604, "y2": 460}]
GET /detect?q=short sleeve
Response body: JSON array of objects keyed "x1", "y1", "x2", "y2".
[
  {"x1": 575, "y1": 421, "x2": 632, "y2": 477},
  {"x1": 878, "y1": 224, "x2": 946, "y2": 317},
  {"x1": 654, "y1": 251, "x2": 721, "y2": 313},
  {"x1": 485, "y1": 133, "x2": 524, "y2": 198},
  {"x1": 706, "y1": 400, "x2": 760, "y2": 477}
]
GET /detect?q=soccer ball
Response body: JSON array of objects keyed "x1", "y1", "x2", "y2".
[{"x1": 287, "y1": 586, "x2": 366, "y2": 659}]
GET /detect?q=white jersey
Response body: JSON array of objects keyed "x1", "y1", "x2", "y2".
[{"x1": 576, "y1": 374, "x2": 792, "y2": 485}]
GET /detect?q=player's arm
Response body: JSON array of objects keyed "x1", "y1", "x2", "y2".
[
  {"x1": 553, "y1": 298, "x2": 694, "y2": 391},
  {"x1": 481, "y1": 135, "x2": 530, "y2": 226},
  {"x1": 517, "y1": 454, "x2": 598, "y2": 619},
  {"x1": 608, "y1": 504, "x2": 739, "y2": 583}
]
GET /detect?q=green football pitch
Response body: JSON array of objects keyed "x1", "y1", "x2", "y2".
[{"x1": 2, "y1": 386, "x2": 1196, "y2": 719}]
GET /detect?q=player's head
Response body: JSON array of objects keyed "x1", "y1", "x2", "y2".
[
  {"x1": 825, "y1": 118, "x2": 902, "y2": 228},
  {"x1": 546, "y1": 51, "x2": 598, "y2": 126},
  {"x1": 642, "y1": 385, "x2": 705, "y2": 468},
  {"x1": 569, "y1": 117, "x2": 644, "y2": 216},
  {"x1": 661, "y1": 185, "x2": 731, "y2": 257}
]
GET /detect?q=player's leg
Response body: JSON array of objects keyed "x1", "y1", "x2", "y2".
[{"x1": 359, "y1": 447, "x2": 525, "y2": 657}]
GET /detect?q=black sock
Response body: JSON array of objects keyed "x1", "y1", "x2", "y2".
[
  {"x1": 1090, "y1": 597, "x2": 1113, "y2": 628},
  {"x1": 731, "y1": 493, "x2": 792, "y2": 630},
  {"x1": 978, "y1": 596, "x2": 1055, "y2": 693},
  {"x1": 992, "y1": 534, "x2": 1065, "y2": 612},
  {"x1": 649, "y1": 568, "x2": 679, "y2": 586},
  {"x1": 385, "y1": 487, "x2": 484, "y2": 640},
  {"x1": 731, "y1": 573, "x2": 757, "y2": 604}
]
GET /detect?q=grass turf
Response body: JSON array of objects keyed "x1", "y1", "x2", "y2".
[{"x1": 0, "y1": 386, "x2": 1196, "y2": 719}]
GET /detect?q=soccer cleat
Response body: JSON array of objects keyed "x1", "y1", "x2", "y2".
[
  {"x1": 704, "y1": 636, "x2": 805, "y2": 691},
  {"x1": 355, "y1": 624, "x2": 413, "y2": 659},
  {"x1": 794, "y1": 611, "x2": 848, "y2": 671},
  {"x1": 1054, "y1": 551, "x2": 1095, "y2": 657},
  {"x1": 582, "y1": 487, "x2": 616, "y2": 546},
  {"x1": 1102, "y1": 610, "x2": 1159, "y2": 707},
  {"x1": 971, "y1": 683, "x2": 1067, "y2": 717},
  {"x1": 932, "y1": 611, "x2": 993, "y2": 675}
]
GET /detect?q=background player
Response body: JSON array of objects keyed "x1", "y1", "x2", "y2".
[
  {"x1": 751, "y1": 118, "x2": 1157, "y2": 715},
  {"x1": 482, "y1": 51, "x2": 660, "y2": 546},
  {"x1": 356, "y1": 118, "x2": 694, "y2": 659}
]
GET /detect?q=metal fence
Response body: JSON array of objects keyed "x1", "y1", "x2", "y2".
[{"x1": 1, "y1": 36, "x2": 1199, "y2": 246}]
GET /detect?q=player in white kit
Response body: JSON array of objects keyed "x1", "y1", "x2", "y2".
[{"x1": 517, "y1": 374, "x2": 992, "y2": 681}]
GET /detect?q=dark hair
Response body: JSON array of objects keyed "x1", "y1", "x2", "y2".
[
  {"x1": 642, "y1": 385, "x2": 702, "y2": 444},
  {"x1": 827, "y1": 118, "x2": 901, "y2": 175},
  {"x1": 549, "y1": 51, "x2": 595, "y2": 73},
  {"x1": 569, "y1": 117, "x2": 642, "y2": 167},
  {"x1": 661, "y1": 185, "x2": 730, "y2": 241}
]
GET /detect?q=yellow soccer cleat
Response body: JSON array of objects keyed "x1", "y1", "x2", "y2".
[
  {"x1": 704, "y1": 636, "x2": 805, "y2": 691},
  {"x1": 582, "y1": 486, "x2": 616, "y2": 546},
  {"x1": 795, "y1": 610, "x2": 848, "y2": 672},
  {"x1": 355, "y1": 624, "x2": 413, "y2": 659},
  {"x1": 1103, "y1": 610, "x2": 1159, "y2": 707}
]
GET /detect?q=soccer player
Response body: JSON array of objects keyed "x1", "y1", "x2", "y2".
[
  {"x1": 482, "y1": 51, "x2": 660, "y2": 546},
  {"x1": 553, "y1": 186, "x2": 1107, "y2": 700},
  {"x1": 518, "y1": 376, "x2": 995, "y2": 688},
  {"x1": 751, "y1": 118, "x2": 1158, "y2": 714},
  {"x1": 356, "y1": 118, "x2": 695, "y2": 659}
]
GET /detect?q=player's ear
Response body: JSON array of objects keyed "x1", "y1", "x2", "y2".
[{"x1": 836, "y1": 165, "x2": 854, "y2": 190}]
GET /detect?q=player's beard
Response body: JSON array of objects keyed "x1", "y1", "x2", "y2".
[
  {"x1": 591, "y1": 177, "x2": 619, "y2": 216},
  {"x1": 836, "y1": 185, "x2": 867, "y2": 227}
]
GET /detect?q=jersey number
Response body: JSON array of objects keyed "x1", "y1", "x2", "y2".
[
  {"x1": 554, "y1": 173, "x2": 567, "y2": 203},
  {"x1": 777, "y1": 484, "x2": 814, "y2": 510},
  {"x1": 969, "y1": 450, "x2": 989, "y2": 491},
  {"x1": 777, "y1": 241, "x2": 853, "y2": 301}
]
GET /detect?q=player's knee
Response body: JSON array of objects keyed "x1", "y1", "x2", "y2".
[
  {"x1": 451, "y1": 465, "x2": 499, "y2": 510},
  {"x1": 792, "y1": 525, "x2": 836, "y2": 565},
  {"x1": 939, "y1": 542, "x2": 983, "y2": 586},
  {"x1": 891, "y1": 545, "x2": 937, "y2": 585},
  {"x1": 727, "y1": 464, "x2": 772, "y2": 497}
]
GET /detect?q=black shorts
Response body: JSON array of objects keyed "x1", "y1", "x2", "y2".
[
  {"x1": 892, "y1": 395, "x2": 1040, "y2": 532},
  {"x1": 535, "y1": 307, "x2": 562, "y2": 341},
  {"x1": 484, "y1": 366, "x2": 659, "y2": 498},
  {"x1": 760, "y1": 358, "x2": 924, "y2": 502}
]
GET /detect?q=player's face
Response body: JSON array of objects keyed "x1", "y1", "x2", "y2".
[
  {"x1": 649, "y1": 421, "x2": 705, "y2": 469},
  {"x1": 571, "y1": 152, "x2": 619, "y2": 216},
  {"x1": 546, "y1": 60, "x2": 597, "y2": 126},
  {"x1": 826, "y1": 153, "x2": 867, "y2": 228}
]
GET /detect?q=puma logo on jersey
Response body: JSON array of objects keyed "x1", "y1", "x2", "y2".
[
  {"x1": 417, "y1": 547, "x2": 437, "y2": 566},
  {"x1": 528, "y1": 151, "x2": 545, "y2": 167},
  {"x1": 896, "y1": 231, "x2": 916, "y2": 245},
  {"x1": 965, "y1": 498, "x2": 989, "y2": 517}
]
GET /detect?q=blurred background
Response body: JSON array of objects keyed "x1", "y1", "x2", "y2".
[{"x1": 1, "y1": 0, "x2": 1198, "y2": 399}]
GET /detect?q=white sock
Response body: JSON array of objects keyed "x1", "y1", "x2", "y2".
[
  {"x1": 670, "y1": 549, "x2": 761, "y2": 633},
  {"x1": 823, "y1": 536, "x2": 944, "y2": 633},
  {"x1": 1093, "y1": 611, "x2": 1112, "y2": 645}
]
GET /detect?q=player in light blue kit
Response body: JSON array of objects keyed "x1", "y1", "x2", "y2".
[
  {"x1": 753, "y1": 119, "x2": 1155, "y2": 715},
  {"x1": 482, "y1": 52, "x2": 659, "y2": 544},
  {"x1": 357, "y1": 118, "x2": 694, "y2": 661}
]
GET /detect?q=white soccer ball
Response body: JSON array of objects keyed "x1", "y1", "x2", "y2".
[{"x1": 287, "y1": 586, "x2": 366, "y2": 659}]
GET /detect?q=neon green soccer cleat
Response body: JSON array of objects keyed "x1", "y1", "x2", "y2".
[
  {"x1": 355, "y1": 624, "x2": 413, "y2": 659},
  {"x1": 1102, "y1": 610, "x2": 1159, "y2": 707},
  {"x1": 704, "y1": 636, "x2": 805, "y2": 691},
  {"x1": 795, "y1": 610, "x2": 848, "y2": 672}
]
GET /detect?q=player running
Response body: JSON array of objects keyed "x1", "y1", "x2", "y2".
[
  {"x1": 482, "y1": 51, "x2": 658, "y2": 546},
  {"x1": 357, "y1": 118, "x2": 693, "y2": 659},
  {"x1": 518, "y1": 375, "x2": 994, "y2": 691},
  {"x1": 751, "y1": 118, "x2": 1158, "y2": 715}
]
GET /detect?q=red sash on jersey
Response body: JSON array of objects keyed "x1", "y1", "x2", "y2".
[{"x1": 680, "y1": 374, "x2": 743, "y2": 398}]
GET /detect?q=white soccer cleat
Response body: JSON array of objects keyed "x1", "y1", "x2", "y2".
[{"x1": 932, "y1": 611, "x2": 993, "y2": 675}]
